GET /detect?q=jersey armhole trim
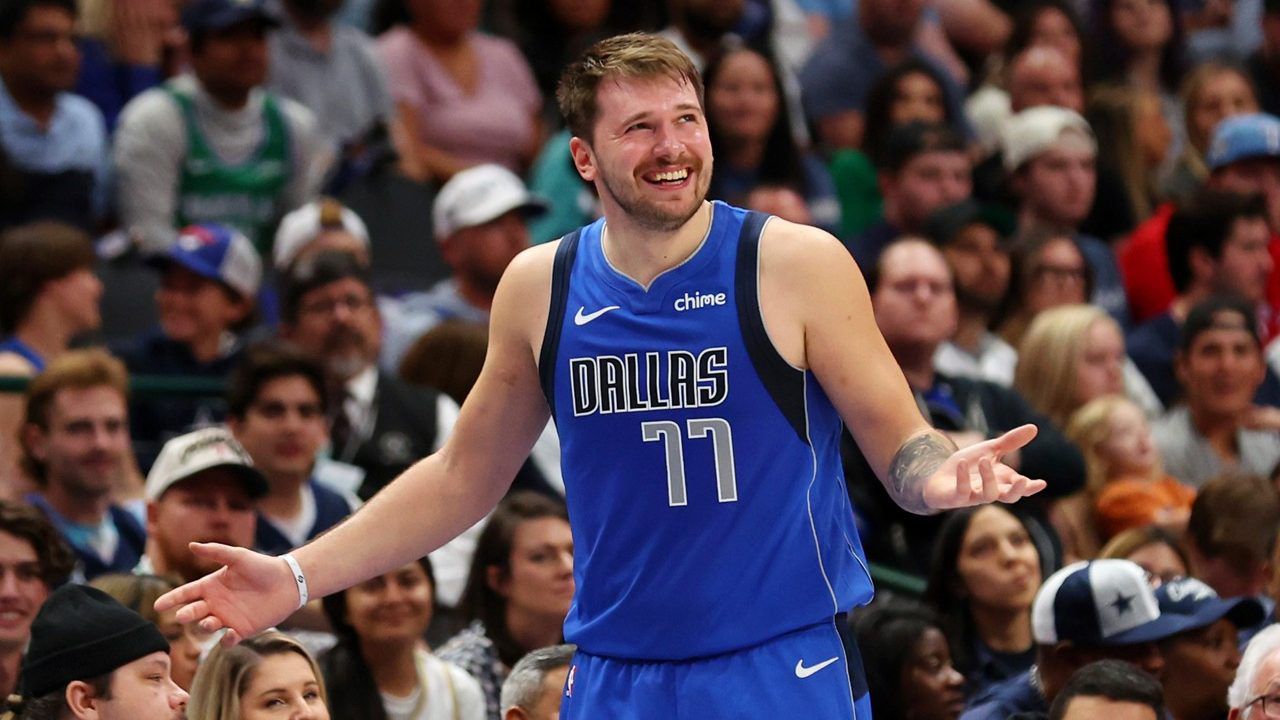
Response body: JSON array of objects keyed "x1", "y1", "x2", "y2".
[
  {"x1": 538, "y1": 230, "x2": 582, "y2": 417},
  {"x1": 734, "y1": 211, "x2": 809, "y2": 442}
]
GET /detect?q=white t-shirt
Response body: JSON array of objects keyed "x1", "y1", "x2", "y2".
[{"x1": 380, "y1": 648, "x2": 486, "y2": 720}]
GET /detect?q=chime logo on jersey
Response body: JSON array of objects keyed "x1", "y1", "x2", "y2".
[{"x1": 569, "y1": 346, "x2": 729, "y2": 416}]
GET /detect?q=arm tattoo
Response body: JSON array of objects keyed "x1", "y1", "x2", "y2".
[{"x1": 886, "y1": 431, "x2": 957, "y2": 515}]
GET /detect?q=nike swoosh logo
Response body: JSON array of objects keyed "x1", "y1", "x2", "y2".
[
  {"x1": 574, "y1": 305, "x2": 620, "y2": 326},
  {"x1": 794, "y1": 657, "x2": 839, "y2": 679}
]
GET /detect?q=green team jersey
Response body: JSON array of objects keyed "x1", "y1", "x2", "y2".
[{"x1": 170, "y1": 85, "x2": 291, "y2": 254}]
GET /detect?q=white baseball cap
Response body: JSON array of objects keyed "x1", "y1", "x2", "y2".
[
  {"x1": 1031, "y1": 559, "x2": 1183, "y2": 647},
  {"x1": 145, "y1": 427, "x2": 268, "y2": 501},
  {"x1": 432, "y1": 164, "x2": 548, "y2": 239},
  {"x1": 273, "y1": 199, "x2": 371, "y2": 271},
  {"x1": 1001, "y1": 105, "x2": 1096, "y2": 172}
]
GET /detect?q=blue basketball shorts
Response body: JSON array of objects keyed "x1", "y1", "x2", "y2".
[{"x1": 559, "y1": 614, "x2": 873, "y2": 719}]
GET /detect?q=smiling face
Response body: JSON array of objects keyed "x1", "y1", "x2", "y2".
[
  {"x1": 707, "y1": 49, "x2": 779, "y2": 146},
  {"x1": 0, "y1": 531, "x2": 47, "y2": 652},
  {"x1": 342, "y1": 561, "x2": 434, "y2": 646},
  {"x1": 569, "y1": 74, "x2": 713, "y2": 233}
]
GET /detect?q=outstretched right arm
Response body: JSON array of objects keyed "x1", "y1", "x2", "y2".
[{"x1": 156, "y1": 244, "x2": 558, "y2": 642}]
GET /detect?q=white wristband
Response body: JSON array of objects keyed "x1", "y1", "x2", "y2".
[{"x1": 281, "y1": 553, "x2": 309, "y2": 609}]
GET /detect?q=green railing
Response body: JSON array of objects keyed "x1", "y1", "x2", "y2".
[{"x1": 0, "y1": 373, "x2": 929, "y2": 596}]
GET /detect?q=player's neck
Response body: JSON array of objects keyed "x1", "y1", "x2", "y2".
[{"x1": 600, "y1": 201, "x2": 713, "y2": 288}]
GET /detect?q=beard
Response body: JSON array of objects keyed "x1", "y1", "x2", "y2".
[
  {"x1": 321, "y1": 327, "x2": 374, "y2": 379},
  {"x1": 597, "y1": 160, "x2": 712, "y2": 233}
]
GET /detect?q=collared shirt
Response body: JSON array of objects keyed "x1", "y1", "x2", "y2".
[
  {"x1": 267, "y1": 14, "x2": 392, "y2": 147},
  {"x1": 342, "y1": 364, "x2": 379, "y2": 445},
  {"x1": 0, "y1": 74, "x2": 110, "y2": 221}
]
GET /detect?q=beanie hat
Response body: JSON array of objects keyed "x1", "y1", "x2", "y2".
[{"x1": 21, "y1": 584, "x2": 170, "y2": 696}]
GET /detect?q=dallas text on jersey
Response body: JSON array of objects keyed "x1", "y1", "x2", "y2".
[{"x1": 569, "y1": 346, "x2": 730, "y2": 416}]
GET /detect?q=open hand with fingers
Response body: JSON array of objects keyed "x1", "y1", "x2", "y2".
[
  {"x1": 922, "y1": 424, "x2": 1046, "y2": 510},
  {"x1": 153, "y1": 543, "x2": 302, "y2": 646}
]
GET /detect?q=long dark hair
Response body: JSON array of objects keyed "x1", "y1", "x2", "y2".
[
  {"x1": 458, "y1": 491, "x2": 570, "y2": 668},
  {"x1": 319, "y1": 557, "x2": 437, "y2": 720},
  {"x1": 862, "y1": 58, "x2": 957, "y2": 165},
  {"x1": 923, "y1": 506, "x2": 1047, "y2": 680},
  {"x1": 855, "y1": 600, "x2": 946, "y2": 720},
  {"x1": 703, "y1": 43, "x2": 810, "y2": 200},
  {"x1": 1092, "y1": 0, "x2": 1186, "y2": 94},
  {"x1": 1005, "y1": 0, "x2": 1095, "y2": 84}
]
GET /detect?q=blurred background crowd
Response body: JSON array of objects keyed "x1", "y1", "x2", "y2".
[{"x1": 4, "y1": 0, "x2": 1280, "y2": 717}]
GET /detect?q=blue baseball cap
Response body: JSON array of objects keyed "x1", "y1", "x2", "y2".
[
  {"x1": 1207, "y1": 113, "x2": 1280, "y2": 171},
  {"x1": 148, "y1": 223, "x2": 263, "y2": 299},
  {"x1": 1154, "y1": 577, "x2": 1266, "y2": 636},
  {"x1": 1032, "y1": 560, "x2": 1188, "y2": 647},
  {"x1": 182, "y1": 0, "x2": 279, "y2": 33}
]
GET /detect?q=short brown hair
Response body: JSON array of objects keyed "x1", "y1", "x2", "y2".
[
  {"x1": 21, "y1": 349, "x2": 129, "y2": 483},
  {"x1": 0, "y1": 221, "x2": 94, "y2": 334},
  {"x1": 1187, "y1": 473, "x2": 1280, "y2": 574},
  {"x1": 556, "y1": 32, "x2": 703, "y2": 142}
]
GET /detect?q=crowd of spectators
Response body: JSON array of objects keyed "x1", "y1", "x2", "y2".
[{"x1": 5, "y1": 0, "x2": 1280, "y2": 717}]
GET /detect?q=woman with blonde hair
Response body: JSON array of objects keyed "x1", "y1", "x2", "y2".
[
  {"x1": 1066, "y1": 395, "x2": 1194, "y2": 542},
  {"x1": 188, "y1": 631, "x2": 330, "y2": 720},
  {"x1": 1162, "y1": 62, "x2": 1259, "y2": 201},
  {"x1": 1013, "y1": 304, "x2": 1159, "y2": 429}
]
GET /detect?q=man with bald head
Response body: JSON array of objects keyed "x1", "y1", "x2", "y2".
[
  {"x1": 845, "y1": 237, "x2": 1084, "y2": 572},
  {"x1": 1008, "y1": 46, "x2": 1084, "y2": 114}
]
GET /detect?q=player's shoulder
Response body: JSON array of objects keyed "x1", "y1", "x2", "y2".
[{"x1": 757, "y1": 215, "x2": 858, "y2": 275}]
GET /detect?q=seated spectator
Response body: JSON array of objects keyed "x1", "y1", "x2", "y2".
[
  {"x1": 114, "y1": 223, "x2": 261, "y2": 467},
  {"x1": 799, "y1": 0, "x2": 961, "y2": 151},
  {"x1": 854, "y1": 600, "x2": 966, "y2": 720},
  {"x1": 1227, "y1": 624, "x2": 1280, "y2": 719},
  {"x1": 1155, "y1": 577, "x2": 1265, "y2": 720},
  {"x1": 1084, "y1": 84, "x2": 1174, "y2": 241},
  {"x1": 319, "y1": 556, "x2": 485, "y2": 720},
  {"x1": 1098, "y1": 525, "x2": 1192, "y2": 587},
  {"x1": 374, "y1": 0, "x2": 541, "y2": 179},
  {"x1": 89, "y1": 573, "x2": 208, "y2": 692},
  {"x1": 995, "y1": 229, "x2": 1092, "y2": 349},
  {"x1": 20, "y1": 350, "x2": 147, "y2": 580},
  {"x1": 1002, "y1": 106, "x2": 1129, "y2": 326},
  {"x1": 438, "y1": 492, "x2": 573, "y2": 720},
  {"x1": 187, "y1": 630, "x2": 328, "y2": 720},
  {"x1": 0, "y1": 222, "x2": 100, "y2": 487},
  {"x1": 927, "y1": 201, "x2": 1016, "y2": 385},
  {"x1": 280, "y1": 251, "x2": 450, "y2": 501},
  {"x1": 851, "y1": 122, "x2": 971, "y2": 269},
  {"x1": 225, "y1": 342, "x2": 356, "y2": 555},
  {"x1": 1120, "y1": 113, "x2": 1280, "y2": 329},
  {"x1": 923, "y1": 506, "x2": 1043, "y2": 699},
  {"x1": 831, "y1": 57, "x2": 956, "y2": 239},
  {"x1": 74, "y1": 0, "x2": 181, "y2": 131},
  {"x1": 15, "y1": 584, "x2": 186, "y2": 720},
  {"x1": 1048, "y1": 659, "x2": 1165, "y2": 720},
  {"x1": 850, "y1": 237, "x2": 1084, "y2": 573},
  {"x1": 272, "y1": 197, "x2": 370, "y2": 272},
  {"x1": 114, "y1": 0, "x2": 328, "y2": 253},
  {"x1": 1162, "y1": 62, "x2": 1261, "y2": 201},
  {"x1": 139, "y1": 427, "x2": 265, "y2": 583},
  {"x1": 0, "y1": 500, "x2": 72, "y2": 699},
  {"x1": 499, "y1": 644, "x2": 575, "y2": 720},
  {"x1": 969, "y1": 41, "x2": 1087, "y2": 212},
  {"x1": 267, "y1": 0, "x2": 392, "y2": 156},
  {"x1": 1015, "y1": 305, "x2": 1161, "y2": 429},
  {"x1": 1152, "y1": 297, "x2": 1280, "y2": 487},
  {"x1": 0, "y1": 0, "x2": 109, "y2": 232},
  {"x1": 960, "y1": 559, "x2": 1182, "y2": 719},
  {"x1": 704, "y1": 45, "x2": 838, "y2": 232},
  {"x1": 379, "y1": 164, "x2": 546, "y2": 371},
  {"x1": 1185, "y1": 473, "x2": 1280, "y2": 606},
  {"x1": 1130, "y1": 191, "x2": 1280, "y2": 406},
  {"x1": 1066, "y1": 396, "x2": 1194, "y2": 543},
  {"x1": 1092, "y1": 0, "x2": 1186, "y2": 135}
]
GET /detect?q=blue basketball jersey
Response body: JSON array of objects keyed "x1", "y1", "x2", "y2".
[{"x1": 539, "y1": 202, "x2": 875, "y2": 660}]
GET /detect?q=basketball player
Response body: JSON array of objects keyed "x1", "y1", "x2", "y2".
[{"x1": 158, "y1": 33, "x2": 1045, "y2": 717}]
